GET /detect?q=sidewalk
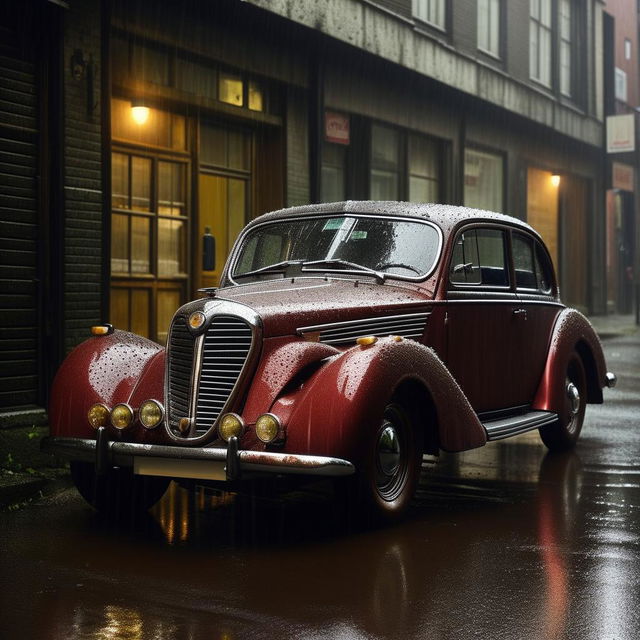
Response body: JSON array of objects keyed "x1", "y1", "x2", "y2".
[
  {"x1": 2, "y1": 313, "x2": 638, "y2": 510},
  {"x1": 587, "y1": 313, "x2": 639, "y2": 340}
]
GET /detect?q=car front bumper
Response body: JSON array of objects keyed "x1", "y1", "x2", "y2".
[{"x1": 42, "y1": 428, "x2": 355, "y2": 482}]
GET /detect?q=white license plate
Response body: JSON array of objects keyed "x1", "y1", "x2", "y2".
[{"x1": 134, "y1": 457, "x2": 226, "y2": 481}]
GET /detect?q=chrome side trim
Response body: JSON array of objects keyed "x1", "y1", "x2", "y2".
[
  {"x1": 297, "y1": 311, "x2": 431, "y2": 345},
  {"x1": 42, "y1": 437, "x2": 355, "y2": 478},
  {"x1": 483, "y1": 410, "x2": 558, "y2": 441},
  {"x1": 605, "y1": 372, "x2": 617, "y2": 388}
]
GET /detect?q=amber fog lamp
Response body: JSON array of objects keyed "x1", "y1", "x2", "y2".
[
  {"x1": 87, "y1": 403, "x2": 110, "y2": 429},
  {"x1": 356, "y1": 336, "x2": 378, "y2": 346},
  {"x1": 255, "y1": 413, "x2": 282, "y2": 444},
  {"x1": 111, "y1": 403, "x2": 133, "y2": 430},
  {"x1": 189, "y1": 311, "x2": 206, "y2": 330},
  {"x1": 139, "y1": 400, "x2": 164, "y2": 429},
  {"x1": 218, "y1": 413, "x2": 245, "y2": 442},
  {"x1": 91, "y1": 324, "x2": 113, "y2": 336}
]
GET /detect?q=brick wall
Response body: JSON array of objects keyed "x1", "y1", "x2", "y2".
[{"x1": 63, "y1": 0, "x2": 104, "y2": 353}]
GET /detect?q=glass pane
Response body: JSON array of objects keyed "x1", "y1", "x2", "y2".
[
  {"x1": 450, "y1": 231, "x2": 481, "y2": 284},
  {"x1": 200, "y1": 124, "x2": 226, "y2": 167},
  {"x1": 111, "y1": 98, "x2": 183, "y2": 150},
  {"x1": 321, "y1": 142, "x2": 347, "y2": 202},
  {"x1": 112, "y1": 153, "x2": 129, "y2": 209},
  {"x1": 158, "y1": 219, "x2": 187, "y2": 276},
  {"x1": 109, "y1": 287, "x2": 129, "y2": 330},
  {"x1": 513, "y1": 233, "x2": 537, "y2": 289},
  {"x1": 371, "y1": 124, "x2": 399, "y2": 170},
  {"x1": 409, "y1": 135, "x2": 439, "y2": 179},
  {"x1": 228, "y1": 130, "x2": 249, "y2": 171},
  {"x1": 111, "y1": 213, "x2": 129, "y2": 274},
  {"x1": 131, "y1": 156, "x2": 151, "y2": 211},
  {"x1": 171, "y1": 115, "x2": 187, "y2": 151},
  {"x1": 248, "y1": 81, "x2": 264, "y2": 112},
  {"x1": 158, "y1": 162, "x2": 186, "y2": 216},
  {"x1": 131, "y1": 216, "x2": 151, "y2": 274},
  {"x1": 477, "y1": 229, "x2": 508, "y2": 286},
  {"x1": 464, "y1": 148, "x2": 504, "y2": 212},
  {"x1": 409, "y1": 176, "x2": 439, "y2": 203},
  {"x1": 131, "y1": 289, "x2": 150, "y2": 338},
  {"x1": 157, "y1": 289, "x2": 181, "y2": 345},
  {"x1": 219, "y1": 72, "x2": 243, "y2": 106},
  {"x1": 371, "y1": 170, "x2": 399, "y2": 200}
]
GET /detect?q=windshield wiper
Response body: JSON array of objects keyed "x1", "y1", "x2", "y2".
[
  {"x1": 234, "y1": 260, "x2": 305, "y2": 279},
  {"x1": 302, "y1": 259, "x2": 386, "y2": 283}
]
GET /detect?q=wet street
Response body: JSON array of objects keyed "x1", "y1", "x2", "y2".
[{"x1": 1, "y1": 334, "x2": 638, "y2": 640}]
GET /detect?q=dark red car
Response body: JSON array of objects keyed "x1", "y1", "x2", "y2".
[{"x1": 44, "y1": 202, "x2": 616, "y2": 519}]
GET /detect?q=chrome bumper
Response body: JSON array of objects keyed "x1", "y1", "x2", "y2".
[{"x1": 42, "y1": 430, "x2": 355, "y2": 481}]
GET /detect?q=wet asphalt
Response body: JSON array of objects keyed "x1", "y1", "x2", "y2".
[{"x1": 0, "y1": 333, "x2": 638, "y2": 640}]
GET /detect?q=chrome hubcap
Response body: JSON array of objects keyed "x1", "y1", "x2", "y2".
[
  {"x1": 376, "y1": 423, "x2": 401, "y2": 480},
  {"x1": 566, "y1": 381, "x2": 580, "y2": 417}
]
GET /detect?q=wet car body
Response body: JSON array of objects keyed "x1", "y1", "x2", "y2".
[{"x1": 44, "y1": 201, "x2": 616, "y2": 518}]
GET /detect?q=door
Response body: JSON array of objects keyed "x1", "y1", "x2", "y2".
[
  {"x1": 198, "y1": 174, "x2": 248, "y2": 289},
  {"x1": 445, "y1": 227, "x2": 522, "y2": 412}
]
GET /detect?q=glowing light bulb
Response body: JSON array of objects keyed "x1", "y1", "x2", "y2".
[
  {"x1": 551, "y1": 174, "x2": 560, "y2": 187},
  {"x1": 131, "y1": 105, "x2": 150, "y2": 125}
]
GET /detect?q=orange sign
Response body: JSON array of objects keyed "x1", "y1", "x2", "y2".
[
  {"x1": 612, "y1": 162, "x2": 634, "y2": 192},
  {"x1": 325, "y1": 111, "x2": 350, "y2": 145}
]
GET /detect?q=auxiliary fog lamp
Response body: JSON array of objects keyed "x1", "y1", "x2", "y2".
[{"x1": 218, "y1": 413, "x2": 245, "y2": 442}]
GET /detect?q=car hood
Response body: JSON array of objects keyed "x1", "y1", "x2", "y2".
[{"x1": 214, "y1": 278, "x2": 433, "y2": 338}]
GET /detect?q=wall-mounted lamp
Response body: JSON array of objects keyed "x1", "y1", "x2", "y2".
[
  {"x1": 130, "y1": 99, "x2": 150, "y2": 125},
  {"x1": 551, "y1": 174, "x2": 561, "y2": 187}
]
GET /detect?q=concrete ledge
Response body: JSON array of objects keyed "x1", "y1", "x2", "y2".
[{"x1": 0, "y1": 407, "x2": 48, "y2": 430}]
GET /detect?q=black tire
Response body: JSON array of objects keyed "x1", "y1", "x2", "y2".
[
  {"x1": 356, "y1": 402, "x2": 423, "y2": 521},
  {"x1": 539, "y1": 352, "x2": 587, "y2": 452},
  {"x1": 70, "y1": 461, "x2": 170, "y2": 516}
]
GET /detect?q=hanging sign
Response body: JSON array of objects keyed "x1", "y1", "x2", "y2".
[
  {"x1": 325, "y1": 111, "x2": 350, "y2": 145},
  {"x1": 612, "y1": 162, "x2": 634, "y2": 191},
  {"x1": 606, "y1": 114, "x2": 635, "y2": 153}
]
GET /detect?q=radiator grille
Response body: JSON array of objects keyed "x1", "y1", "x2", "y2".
[
  {"x1": 194, "y1": 316, "x2": 253, "y2": 435},
  {"x1": 167, "y1": 317, "x2": 195, "y2": 433}
]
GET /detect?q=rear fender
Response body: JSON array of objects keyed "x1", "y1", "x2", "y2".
[
  {"x1": 268, "y1": 337, "x2": 486, "y2": 460},
  {"x1": 48, "y1": 331, "x2": 163, "y2": 438},
  {"x1": 532, "y1": 309, "x2": 607, "y2": 414}
]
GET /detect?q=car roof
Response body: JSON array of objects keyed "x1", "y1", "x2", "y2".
[{"x1": 247, "y1": 201, "x2": 539, "y2": 238}]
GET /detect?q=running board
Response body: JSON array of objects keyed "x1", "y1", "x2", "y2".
[{"x1": 483, "y1": 410, "x2": 558, "y2": 441}]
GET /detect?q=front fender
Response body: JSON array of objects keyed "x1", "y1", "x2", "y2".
[
  {"x1": 49, "y1": 330, "x2": 163, "y2": 438},
  {"x1": 532, "y1": 309, "x2": 607, "y2": 414},
  {"x1": 269, "y1": 336, "x2": 486, "y2": 460}
]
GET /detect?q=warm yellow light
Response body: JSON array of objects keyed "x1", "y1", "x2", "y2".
[
  {"x1": 356, "y1": 336, "x2": 378, "y2": 346},
  {"x1": 111, "y1": 403, "x2": 133, "y2": 430},
  {"x1": 218, "y1": 413, "x2": 244, "y2": 442},
  {"x1": 551, "y1": 174, "x2": 561, "y2": 187},
  {"x1": 131, "y1": 105, "x2": 150, "y2": 125},
  {"x1": 87, "y1": 403, "x2": 110, "y2": 429},
  {"x1": 91, "y1": 325, "x2": 109, "y2": 336},
  {"x1": 188, "y1": 311, "x2": 206, "y2": 329},
  {"x1": 139, "y1": 400, "x2": 164, "y2": 429},
  {"x1": 255, "y1": 413, "x2": 281, "y2": 443}
]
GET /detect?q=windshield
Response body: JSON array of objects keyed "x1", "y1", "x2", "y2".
[{"x1": 230, "y1": 215, "x2": 441, "y2": 283}]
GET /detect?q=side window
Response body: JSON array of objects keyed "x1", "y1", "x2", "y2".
[
  {"x1": 512, "y1": 232, "x2": 537, "y2": 290},
  {"x1": 450, "y1": 228, "x2": 508, "y2": 287},
  {"x1": 534, "y1": 241, "x2": 553, "y2": 294}
]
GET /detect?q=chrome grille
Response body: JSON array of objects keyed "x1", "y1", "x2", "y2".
[
  {"x1": 166, "y1": 317, "x2": 195, "y2": 433},
  {"x1": 194, "y1": 316, "x2": 253, "y2": 435},
  {"x1": 297, "y1": 312, "x2": 430, "y2": 345}
]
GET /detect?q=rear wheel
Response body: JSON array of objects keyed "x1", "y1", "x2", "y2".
[
  {"x1": 357, "y1": 402, "x2": 423, "y2": 521},
  {"x1": 70, "y1": 461, "x2": 170, "y2": 516},
  {"x1": 539, "y1": 352, "x2": 587, "y2": 452}
]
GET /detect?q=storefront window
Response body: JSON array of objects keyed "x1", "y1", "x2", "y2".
[
  {"x1": 219, "y1": 72, "x2": 244, "y2": 107},
  {"x1": 371, "y1": 124, "x2": 400, "y2": 200},
  {"x1": 408, "y1": 134, "x2": 440, "y2": 203},
  {"x1": 321, "y1": 142, "x2": 347, "y2": 202},
  {"x1": 464, "y1": 148, "x2": 504, "y2": 212}
]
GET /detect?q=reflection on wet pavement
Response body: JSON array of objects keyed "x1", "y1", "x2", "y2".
[{"x1": 0, "y1": 335, "x2": 638, "y2": 639}]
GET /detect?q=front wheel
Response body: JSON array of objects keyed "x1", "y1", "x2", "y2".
[
  {"x1": 356, "y1": 402, "x2": 423, "y2": 521},
  {"x1": 539, "y1": 352, "x2": 587, "y2": 452},
  {"x1": 70, "y1": 461, "x2": 170, "y2": 516}
]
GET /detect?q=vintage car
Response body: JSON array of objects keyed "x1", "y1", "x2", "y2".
[{"x1": 43, "y1": 201, "x2": 616, "y2": 519}]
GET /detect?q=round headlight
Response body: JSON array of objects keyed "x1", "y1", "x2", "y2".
[
  {"x1": 189, "y1": 311, "x2": 206, "y2": 330},
  {"x1": 255, "y1": 413, "x2": 282, "y2": 444},
  {"x1": 139, "y1": 400, "x2": 164, "y2": 429},
  {"x1": 87, "y1": 403, "x2": 110, "y2": 429},
  {"x1": 111, "y1": 403, "x2": 133, "y2": 430},
  {"x1": 218, "y1": 413, "x2": 245, "y2": 442}
]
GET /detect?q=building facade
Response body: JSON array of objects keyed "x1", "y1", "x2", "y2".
[{"x1": 0, "y1": 0, "x2": 613, "y2": 423}]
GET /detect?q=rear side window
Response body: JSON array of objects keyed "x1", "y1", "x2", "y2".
[
  {"x1": 450, "y1": 228, "x2": 508, "y2": 287},
  {"x1": 512, "y1": 232, "x2": 537, "y2": 289},
  {"x1": 534, "y1": 241, "x2": 553, "y2": 294}
]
